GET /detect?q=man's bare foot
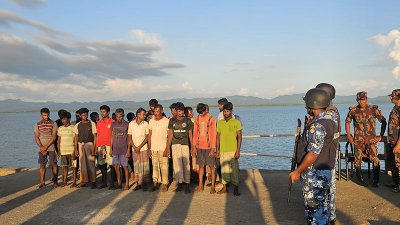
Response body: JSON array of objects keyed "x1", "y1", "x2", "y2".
[
  {"x1": 233, "y1": 186, "x2": 240, "y2": 196},
  {"x1": 196, "y1": 186, "x2": 204, "y2": 192},
  {"x1": 123, "y1": 185, "x2": 129, "y2": 191},
  {"x1": 210, "y1": 188, "x2": 216, "y2": 194},
  {"x1": 60, "y1": 182, "x2": 67, "y2": 187},
  {"x1": 38, "y1": 183, "x2": 45, "y2": 189},
  {"x1": 217, "y1": 189, "x2": 227, "y2": 194},
  {"x1": 70, "y1": 183, "x2": 77, "y2": 188},
  {"x1": 215, "y1": 183, "x2": 223, "y2": 189},
  {"x1": 161, "y1": 184, "x2": 168, "y2": 192},
  {"x1": 52, "y1": 183, "x2": 59, "y2": 188},
  {"x1": 77, "y1": 183, "x2": 86, "y2": 188}
]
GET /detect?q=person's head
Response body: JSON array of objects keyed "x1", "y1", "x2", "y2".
[
  {"x1": 389, "y1": 89, "x2": 400, "y2": 105},
  {"x1": 205, "y1": 104, "x2": 209, "y2": 113},
  {"x1": 303, "y1": 88, "x2": 329, "y2": 116},
  {"x1": 115, "y1": 108, "x2": 124, "y2": 122},
  {"x1": 196, "y1": 103, "x2": 207, "y2": 116},
  {"x1": 170, "y1": 103, "x2": 178, "y2": 118},
  {"x1": 126, "y1": 112, "x2": 135, "y2": 122},
  {"x1": 356, "y1": 91, "x2": 368, "y2": 108},
  {"x1": 75, "y1": 110, "x2": 81, "y2": 121},
  {"x1": 175, "y1": 102, "x2": 185, "y2": 118},
  {"x1": 149, "y1": 99, "x2": 158, "y2": 111},
  {"x1": 90, "y1": 112, "x2": 99, "y2": 123},
  {"x1": 112, "y1": 112, "x2": 116, "y2": 121},
  {"x1": 99, "y1": 105, "x2": 110, "y2": 119},
  {"x1": 223, "y1": 102, "x2": 234, "y2": 119},
  {"x1": 79, "y1": 108, "x2": 89, "y2": 121},
  {"x1": 136, "y1": 108, "x2": 146, "y2": 122},
  {"x1": 218, "y1": 98, "x2": 228, "y2": 112},
  {"x1": 58, "y1": 109, "x2": 67, "y2": 119},
  {"x1": 40, "y1": 108, "x2": 50, "y2": 121},
  {"x1": 185, "y1": 106, "x2": 193, "y2": 118},
  {"x1": 61, "y1": 111, "x2": 71, "y2": 126},
  {"x1": 315, "y1": 83, "x2": 335, "y2": 101},
  {"x1": 153, "y1": 104, "x2": 163, "y2": 118}
]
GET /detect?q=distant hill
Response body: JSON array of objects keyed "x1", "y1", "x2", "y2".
[{"x1": 0, "y1": 94, "x2": 391, "y2": 113}]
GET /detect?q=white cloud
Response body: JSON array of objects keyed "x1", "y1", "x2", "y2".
[
  {"x1": 8, "y1": 0, "x2": 46, "y2": 9},
  {"x1": 273, "y1": 86, "x2": 295, "y2": 96},
  {"x1": 372, "y1": 29, "x2": 400, "y2": 79},
  {"x1": 238, "y1": 87, "x2": 249, "y2": 96},
  {"x1": 182, "y1": 81, "x2": 193, "y2": 90}
]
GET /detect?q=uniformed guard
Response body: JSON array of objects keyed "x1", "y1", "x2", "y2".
[
  {"x1": 345, "y1": 91, "x2": 387, "y2": 187},
  {"x1": 387, "y1": 89, "x2": 400, "y2": 193},
  {"x1": 289, "y1": 88, "x2": 339, "y2": 225},
  {"x1": 315, "y1": 83, "x2": 339, "y2": 224}
]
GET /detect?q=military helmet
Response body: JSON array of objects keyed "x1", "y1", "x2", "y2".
[
  {"x1": 303, "y1": 88, "x2": 330, "y2": 109},
  {"x1": 315, "y1": 83, "x2": 335, "y2": 100}
]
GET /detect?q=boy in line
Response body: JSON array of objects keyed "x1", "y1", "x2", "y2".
[
  {"x1": 166, "y1": 103, "x2": 193, "y2": 193},
  {"x1": 34, "y1": 108, "x2": 58, "y2": 188},
  {"x1": 57, "y1": 112, "x2": 77, "y2": 187},
  {"x1": 110, "y1": 108, "x2": 130, "y2": 190},
  {"x1": 193, "y1": 103, "x2": 217, "y2": 194},
  {"x1": 148, "y1": 104, "x2": 170, "y2": 192},
  {"x1": 128, "y1": 108, "x2": 150, "y2": 191},
  {"x1": 74, "y1": 108, "x2": 97, "y2": 189},
  {"x1": 96, "y1": 105, "x2": 115, "y2": 189},
  {"x1": 216, "y1": 102, "x2": 242, "y2": 196}
]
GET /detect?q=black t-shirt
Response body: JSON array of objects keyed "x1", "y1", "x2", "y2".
[
  {"x1": 168, "y1": 117, "x2": 193, "y2": 145},
  {"x1": 77, "y1": 122, "x2": 95, "y2": 143}
]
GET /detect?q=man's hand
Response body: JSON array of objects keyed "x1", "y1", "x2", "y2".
[
  {"x1": 215, "y1": 150, "x2": 220, "y2": 158},
  {"x1": 234, "y1": 150, "x2": 240, "y2": 159},
  {"x1": 126, "y1": 149, "x2": 131, "y2": 158},
  {"x1": 110, "y1": 149, "x2": 113, "y2": 157},
  {"x1": 209, "y1": 149, "x2": 215, "y2": 158},
  {"x1": 371, "y1": 136, "x2": 382, "y2": 144},
  {"x1": 94, "y1": 147, "x2": 98, "y2": 155},
  {"x1": 91, "y1": 147, "x2": 95, "y2": 156},
  {"x1": 163, "y1": 148, "x2": 170, "y2": 158},
  {"x1": 75, "y1": 149, "x2": 79, "y2": 158},
  {"x1": 134, "y1": 146, "x2": 140, "y2": 153},
  {"x1": 394, "y1": 145, "x2": 400, "y2": 154},
  {"x1": 148, "y1": 150, "x2": 152, "y2": 158},
  {"x1": 289, "y1": 170, "x2": 301, "y2": 184},
  {"x1": 191, "y1": 148, "x2": 197, "y2": 157},
  {"x1": 40, "y1": 146, "x2": 47, "y2": 153},
  {"x1": 347, "y1": 135, "x2": 355, "y2": 145}
]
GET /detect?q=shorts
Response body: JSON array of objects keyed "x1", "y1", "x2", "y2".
[
  {"x1": 61, "y1": 155, "x2": 77, "y2": 167},
  {"x1": 38, "y1": 151, "x2": 57, "y2": 166},
  {"x1": 97, "y1": 146, "x2": 113, "y2": 165},
  {"x1": 196, "y1": 149, "x2": 215, "y2": 166},
  {"x1": 113, "y1": 154, "x2": 128, "y2": 167}
]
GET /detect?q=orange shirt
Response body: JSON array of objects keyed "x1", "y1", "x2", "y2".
[
  {"x1": 96, "y1": 118, "x2": 114, "y2": 147},
  {"x1": 193, "y1": 113, "x2": 216, "y2": 149}
]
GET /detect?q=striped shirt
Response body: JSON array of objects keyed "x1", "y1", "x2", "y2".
[
  {"x1": 58, "y1": 125, "x2": 75, "y2": 155},
  {"x1": 34, "y1": 120, "x2": 57, "y2": 152}
]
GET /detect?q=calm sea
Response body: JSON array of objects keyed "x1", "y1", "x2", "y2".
[{"x1": 0, "y1": 104, "x2": 394, "y2": 170}]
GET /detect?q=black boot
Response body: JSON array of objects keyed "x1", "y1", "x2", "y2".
[
  {"x1": 355, "y1": 167, "x2": 368, "y2": 187},
  {"x1": 371, "y1": 165, "x2": 380, "y2": 188},
  {"x1": 109, "y1": 166, "x2": 115, "y2": 190}
]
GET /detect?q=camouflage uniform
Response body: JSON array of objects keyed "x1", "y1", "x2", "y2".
[
  {"x1": 326, "y1": 104, "x2": 340, "y2": 222},
  {"x1": 301, "y1": 111, "x2": 338, "y2": 225},
  {"x1": 345, "y1": 103, "x2": 385, "y2": 168},
  {"x1": 387, "y1": 89, "x2": 400, "y2": 188}
]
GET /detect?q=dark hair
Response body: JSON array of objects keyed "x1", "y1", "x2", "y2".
[
  {"x1": 126, "y1": 112, "x2": 135, "y2": 121},
  {"x1": 115, "y1": 108, "x2": 125, "y2": 116},
  {"x1": 58, "y1": 109, "x2": 66, "y2": 117},
  {"x1": 196, "y1": 103, "x2": 207, "y2": 114},
  {"x1": 40, "y1": 108, "x2": 50, "y2": 114},
  {"x1": 184, "y1": 106, "x2": 193, "y2": 116},
  {"x1": 218, "y1": 98, "x2": 228, "y2": 105},
  {"x1": 154, "y1": 104, "x2": 163, "y2": 111},
  {"x1": 169, "y1": 103, "x2": 177, "y2": 110},
  {"x1": 61, "y1": 111, "x2": 71, "y2": 119},
  {"x1": 90, "y1": 112, "x2": 99, "y2": 117},
  {"x1": 136, "y1": 108, "x2": 146, "y2": 116},
  {"x1": 79, "y1": 108, "x2": 89, "y2": 114},
  {"x1": 75, "y1": 110, "x2": 80, "y2": 114},
  {"x1": 223, "y1": 102, "x2": 233, "y2": 111},
  {"x1": 149, "y1": 99, "x2": 158, "y2": 106},
  {"x1": 100, "y1": 105, "x2": 110, "y2": 112},
  {"x1": 175, "y1": 102, "x2": 185, "y2": 111}
]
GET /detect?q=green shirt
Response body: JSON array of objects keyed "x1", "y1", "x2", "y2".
[{"x1": 217, "y1": 118, "x2": 242, "y2": 152}]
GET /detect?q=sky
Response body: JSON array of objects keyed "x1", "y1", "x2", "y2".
[{"x1": 0, "y1": 0, "x2": 400, "y2": 102}]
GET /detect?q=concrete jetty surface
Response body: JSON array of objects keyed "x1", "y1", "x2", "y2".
[{"x1": 0, "y1": 169, "x2": 399, "y2": 225}]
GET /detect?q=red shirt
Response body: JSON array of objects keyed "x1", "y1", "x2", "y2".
[{"x1": 96, "y1": 118, "x2": 114, "y2": 147}]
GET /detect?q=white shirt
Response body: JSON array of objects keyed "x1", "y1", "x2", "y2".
[
  {"x1": 148, "y1": 117, "x2": 170, "y2": 151},
  {"x1": 128, "y1": 120, "x2": 149, "y2": 152}
]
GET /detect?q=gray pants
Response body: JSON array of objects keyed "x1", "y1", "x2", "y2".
[{"x1": 79, "y1": 142, "x2": 96, "y2": 183}]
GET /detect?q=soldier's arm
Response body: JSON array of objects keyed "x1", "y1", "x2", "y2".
[
  {"x1": 375, "y1": 107, "x2": 387, "y2": 138},
  {"x1": 345, "y1": 108, "x2": 355, "y2": 143}
]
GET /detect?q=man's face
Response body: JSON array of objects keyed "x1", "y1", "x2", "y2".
[
  {"x1": 76, "y1": 113, "x2": 81, "y2": 121},
  {"x1": 171, "y1": 108, "x2": 177, "y2": 117},
  {"x1": 391, "y1": 96, "x2": 400, "y2": 105},
  {"x1": 357, "y1": 99, "x2": 368, "y2": 108},
  {"x1": 91, "y1": 114, "x2": 99, "y2": 122},
  {"x1": 137, "y1": 111, "x2": 146, "y2": 121},
  {"x1": 62, "y1": 117, "x2": 70, "y2": 126},
  {"x1": 116, "y1": 113, "x2": 123, "y2": 122},
  {"x1": 81, "y1": 113, "x2": 88, "y2": 121},
  {"x1": 218, "y1": 104, "x2": 224, "y2": 112},
  {"x1": 154, "y1": 107, "x2": 162, "y2": 117},
  {"x1": 177, "y1": 109, "x2": 184, "y2": 117},
  {"x1": 150, "y1": 105, "x2": 155, "y2": 112},
  {"x1": 100, "y1": 109, "x2": 109, "y2": 119},
  {"x1": 223, "y1": 109, "x2": 232, "y2": 119},
  {"x1": 41, "y1": 113, "x2": 49, "y2": 121},
  {"x1": 187, "y1": 109, "x2": 193, "y2": 118}
]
